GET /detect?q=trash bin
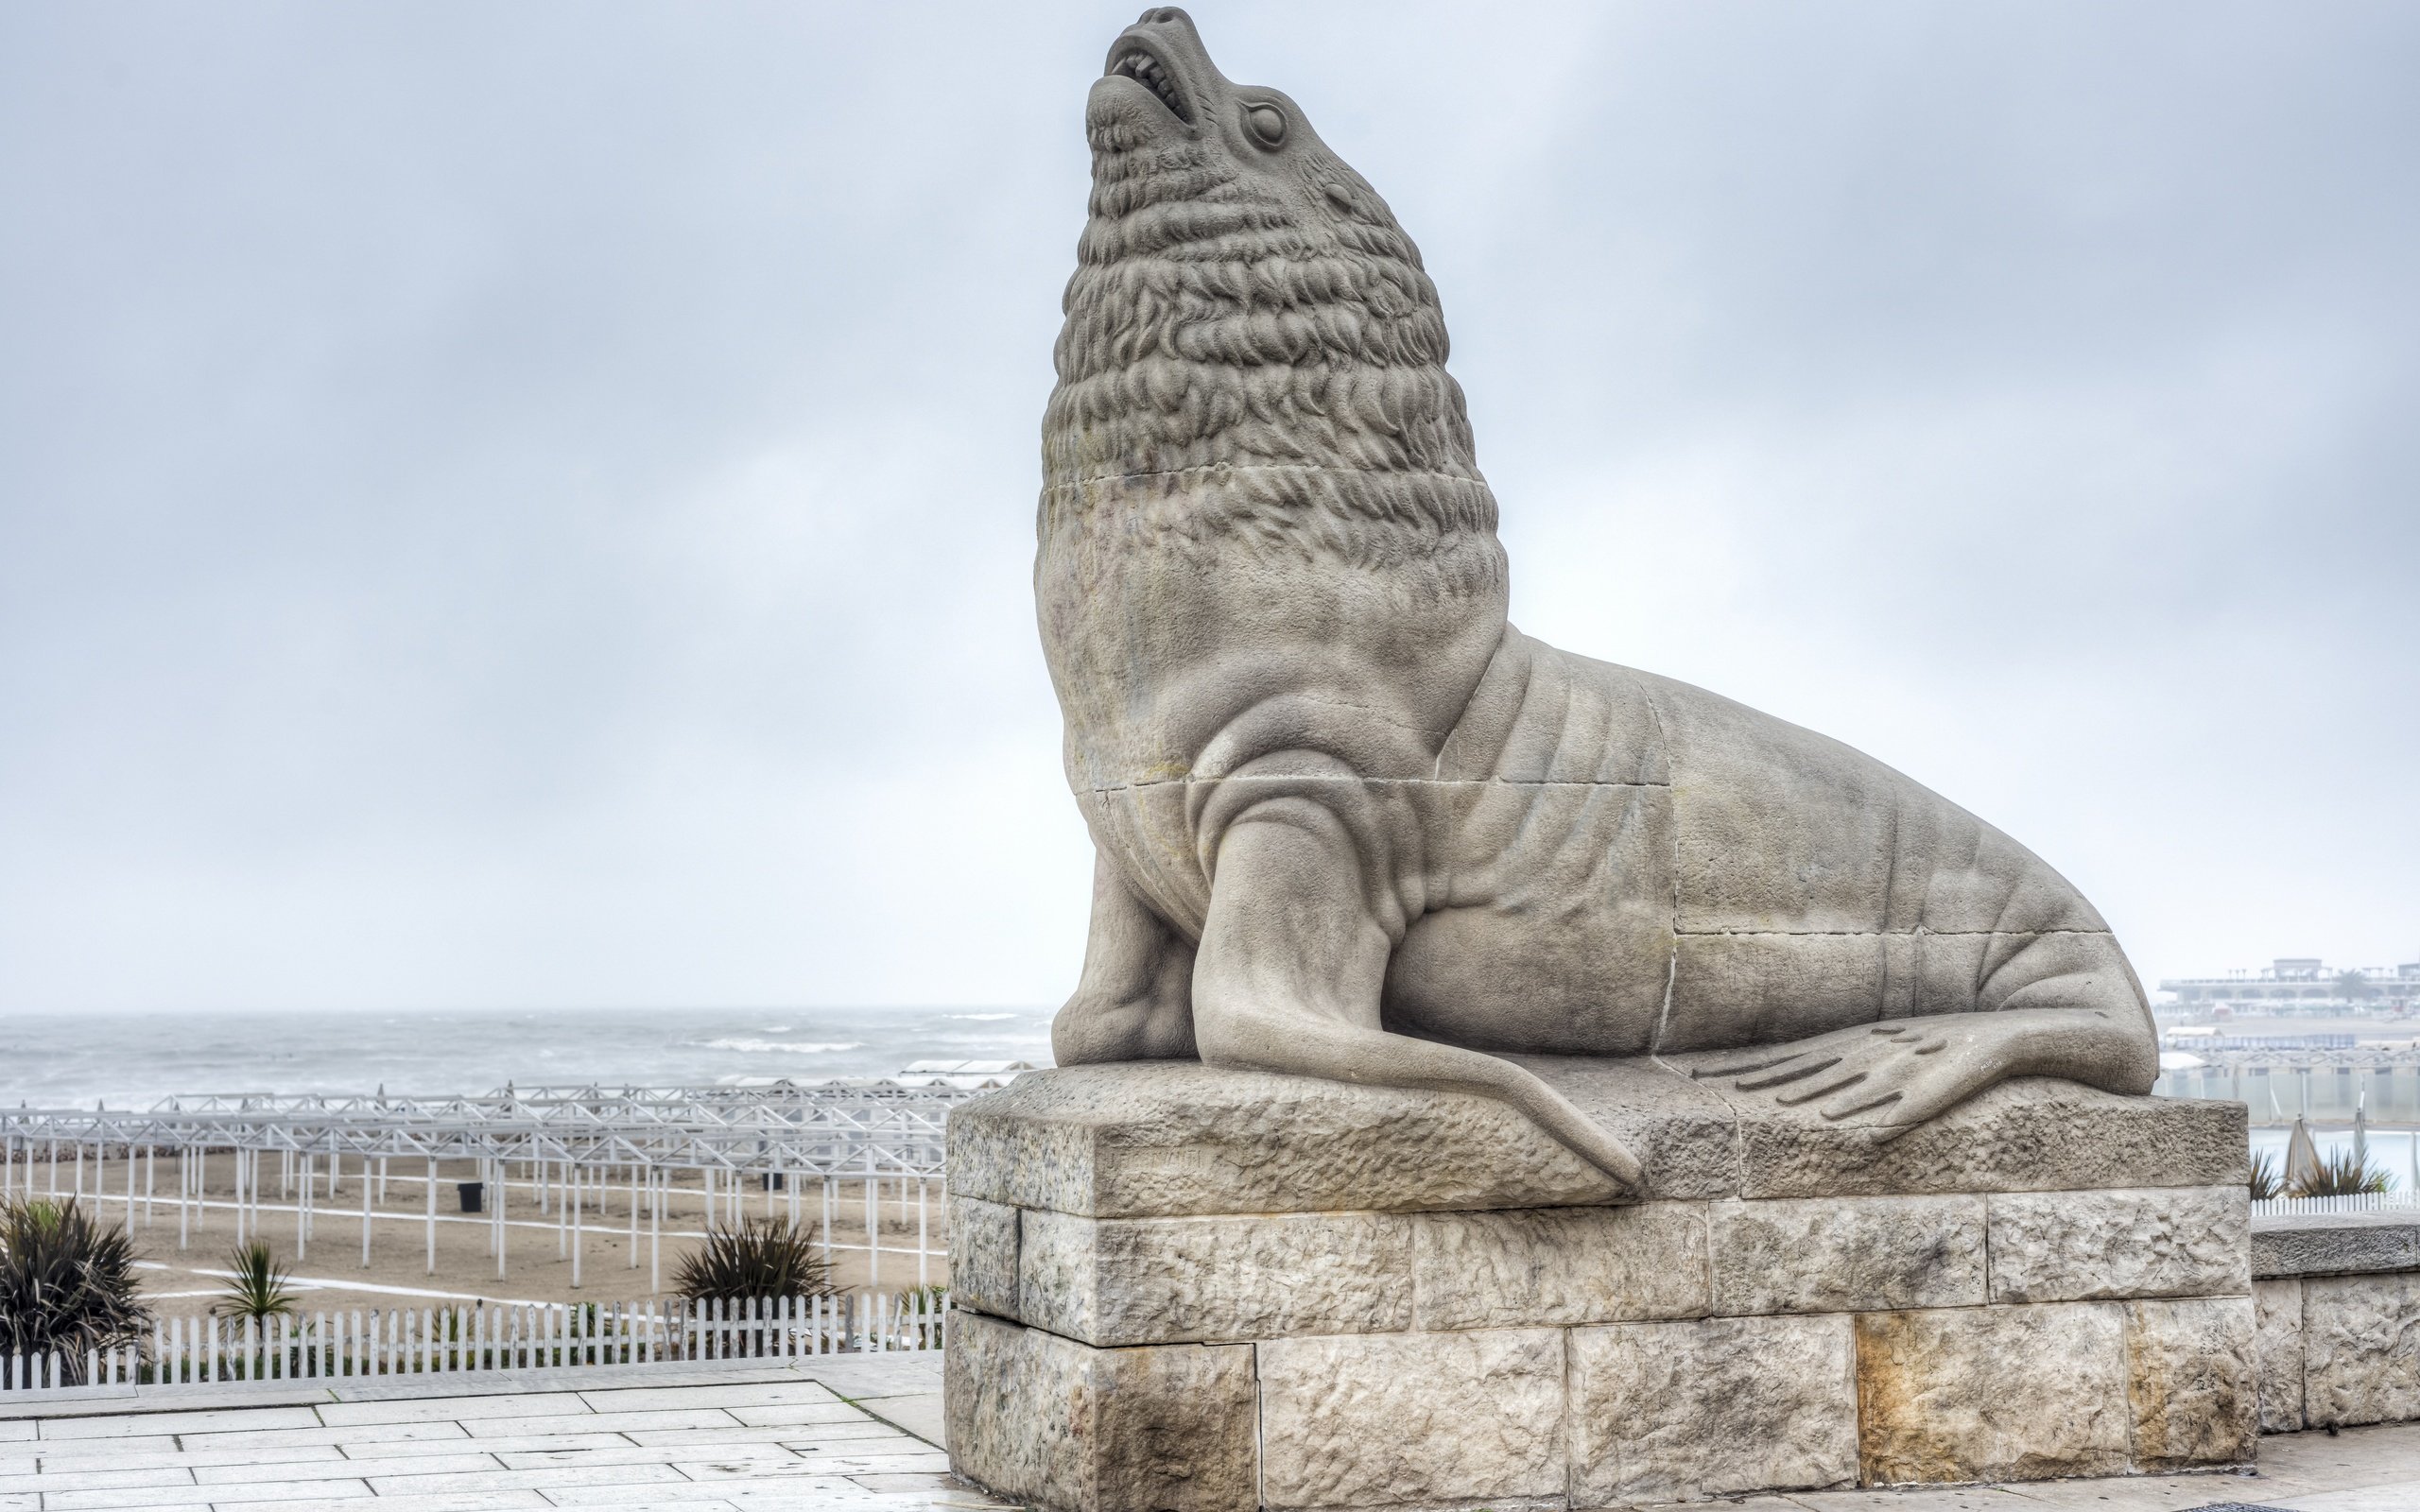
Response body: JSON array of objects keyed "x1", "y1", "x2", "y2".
[{"x1": 458, "y1": 1180, "x2": 484, "y2": 1214}]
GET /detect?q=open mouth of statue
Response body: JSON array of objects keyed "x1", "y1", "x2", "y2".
[{"x1": 1108, "y1": 45, "x2": 1190, "y2": 123}]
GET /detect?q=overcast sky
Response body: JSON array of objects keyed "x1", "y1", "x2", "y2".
[{"x1": 2, "y1": 1, "x2": 2413, "y2": 1019}]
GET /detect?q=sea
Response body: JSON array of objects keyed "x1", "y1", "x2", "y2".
[
  {"x1": 0, "y1": 1005, "x2": 1058, "y2": 1110},
  {"x1": 7, "y1": 1009, "x2": 2408, "y2": 1193}
]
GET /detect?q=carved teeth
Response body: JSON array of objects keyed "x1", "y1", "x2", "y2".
[{"x1": 1111, "y1": 48, "x2": 1187, "y2": 120}]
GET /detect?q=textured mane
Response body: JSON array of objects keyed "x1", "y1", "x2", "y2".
[{"x1": 1040, "y1": 106, "x2": 1503, "y2": 590}]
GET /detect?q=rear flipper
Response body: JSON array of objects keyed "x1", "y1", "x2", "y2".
[
  {"x1": 1683, "y1": 1001, "x2": 2158, "y2": 1136},
  {"x1": 1191, "y1": 797, "x2": 1644, "y2": 1189}
]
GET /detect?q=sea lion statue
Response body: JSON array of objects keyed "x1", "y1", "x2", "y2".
[{"x1": 1035, "y1": 8, "x2": 2158, "y2": 1187}]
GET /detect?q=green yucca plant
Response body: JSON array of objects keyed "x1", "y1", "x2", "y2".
[
  {"x1": 2247, "y1": 1150, "x2": 2283, "y2": 1201},
  {"x1": 2291, "y1": 1148, "x2": 2392, "y2": 1199},
  {"x1": 672, "y1": 1217, "x2": 837, "y2": 1302},
  {"x1": 0, "y1": 1197, "x2": 153, "y2": 1382},
  {"x1": 215, "y1": 1241, "x2": 299, "y2": 1324}
]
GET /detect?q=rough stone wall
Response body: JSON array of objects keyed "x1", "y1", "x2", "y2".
[
  {"x1": 947, "y1": 1183, "x2": 2258, "y2": 1507},
  {"x1": 2250, "y1": 1212, "x2": 2420, "y2": 1435}
]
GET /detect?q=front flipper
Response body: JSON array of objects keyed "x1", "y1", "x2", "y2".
[
  {"x1": 1192, "y1": 798, "x2": 1643, "y2": 1189},
  {"x1": 1684, "y1": 1007, "x2": 2155, "y2": 1137},
  {"x1": 1052, "y1": 849, "x2": 1198, "y2": 1065}
]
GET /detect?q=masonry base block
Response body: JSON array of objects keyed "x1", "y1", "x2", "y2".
[{"x1": 942, "y1": 1063, "x2": 2257, "y2": 1510}]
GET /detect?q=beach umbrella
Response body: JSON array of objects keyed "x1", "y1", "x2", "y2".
[{"x1": 2286, "y1": 1116, "x2": 2324, "y2": 1194}]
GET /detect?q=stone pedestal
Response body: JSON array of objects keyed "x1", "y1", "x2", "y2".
[{"x1": 943, "y1": 1058, "x2": 2252, "y2": 1510}]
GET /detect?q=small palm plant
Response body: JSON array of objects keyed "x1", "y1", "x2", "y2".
[
  {"x1": 2248, "y1": 1150, "x2": 2283, "y2": 1201},
  {"x1": 673, "y1": 1218, "x2": 836, "y2": 1359},
  {"x1": 2291, "y1": 1148, "x2": 2392, "y2": 1199},
  {"x1": 215, "y1": 1241, "x2": 299, "y2": 1325},
  {"x1": 673, "y1": 1217, "x2": 837, "y2": 1301},
  {"x1": 0, "y1": 1197, "x2": 153, "y2": 1384}
]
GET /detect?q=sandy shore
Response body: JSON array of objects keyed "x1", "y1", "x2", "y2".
[{"x1": 9, "y1": 1152, "x2": 952, "y2": 1316}]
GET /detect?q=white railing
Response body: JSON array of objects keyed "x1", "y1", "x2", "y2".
[
  {"x1": 1, "y1": 1291, "x2": 943, "y2": 1399},
  {"x1": 2252, "y1": 1191, "x2": 2420, "y2": 1217}
]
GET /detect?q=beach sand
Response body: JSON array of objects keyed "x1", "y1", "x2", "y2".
[{"x1": 10, "y1": 1152, "x2": 952, "y2": 1316}]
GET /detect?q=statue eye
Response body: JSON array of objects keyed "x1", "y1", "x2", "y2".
[{"x1": 1243, "y1": 103, "x2": 1286, "y2": 148}]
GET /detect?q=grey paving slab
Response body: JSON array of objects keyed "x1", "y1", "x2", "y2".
[
  {"x1": 711, "y1": 1493, "x2": 988, "y2": 1511},
  {"x1": 41, "y1": 1407, "x2": 325, "y2": 1440},
  {"x1": 191, "y1": 1453, "x2": 499, "y2": 1486},
  {"x1": 459, "y1": 1409, "x2": 735, "y2": 1438},
  {"x1": 856, "y1": 1392, "x2": 943, "y2": 1449},
  {"x1": 529, "y1": 1500, "x2": 745, "y2": 1509},
  {"x1": 696, "y1": 1452, "x2": 950, "y2": 1477},
  {"x1": 2257, "y1": 1421, "x2": 2420, "y2": 1489},
  {"x1": 182, "y1": 1486, "x2": 371, "y2": 1508},
  {"x1": 1784, "y1": 1489, "x2": 2034, "y2": 1509},
  {"x1": 621, "y1": 1424, "x2": 911, "y2": 1449},
  {"x1": 48, "y1": 1482, "x2": 344, "y2": 1511},
  {"x1": 319, "y1": 1366, "x2": 798, "y2": 1404},
  {"x1": 2002, "y1": 1472, "x2": 2293, "y2": 1507},
  {"x1": 0, "y1": 1464, "x2": 198, "y2": 1494},
  {"x1": 315, "y1": 1393, "x2": 587, "y2": 1427},
  {"x1": 608, "y1": 1408, "x2": 871, "y2": 1437},
  {"x1": 365, "y1": 1464, "x2": 689, "y2": 1496},
  {"x1": 724, "y1": 1402, "x2": 914, "y2": 1429},
  {"x1": 536, "y1": 1482, "x2": 860, "y2": 1507},
  {"x1": 773, "y1": 1437, "x2": 934, "y2": 1462},
  {"x1": 0, "y1": 1422, "x2": 29, "y2": 1441},
  {"x1": 2275, "y1": 1486, "x2": 2420, "y2": 1510},
  {"x1": 216, "y1": 1497, "x2": 549, "y2": 1512},
  {"x1": 842, "y1": 1472, "x2": 978, "y2": 1495},
  {"x1": 179, "y1": 1420, "x2": 471, "y2": 1452},
  {"x1": 337, "y1": 1434, "x2": 629, "y2": 1462},
  {"x1": 0, "y1": 1493, "x2": 33, "y2": 1512},
  {"x1": 534, "y1": 1484, "x2": 811, "y2": 1507},
  {"x1": 791, "y1": 1359, "x2": 943, "y2": 1400},
  {"x1": 574, "y1": 1383, "x2": 844, "y2": 1412},
  {"x1": 489, "y1": 1444, "x2": 809, "y2": 1471},
  {"x1": 9, "y1": 1385, "x2": 327, "y2": 1420},
  {"x1": 1, "y1": 1435, "x2": 193, "y2": 1463},
  {"x1": 725, "y1": 1419, "x2": 910, "y2": 1442},
  {"x1": 670, "y1": 1456, "x2": 909, "y2": 1482},
  {"x1": 12, "y1": 1445, "x2": 350, "y2": 1475}
]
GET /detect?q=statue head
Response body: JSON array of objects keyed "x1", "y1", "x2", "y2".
[{"x1": 1046, "y1": 8, "x2": 1489, "y2": 512}]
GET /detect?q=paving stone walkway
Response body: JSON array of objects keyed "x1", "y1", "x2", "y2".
[
  {"x1": 1647, "y1": 1421, "x2": 2420, "y2": 1510},
  {"x1": 7, "y1": 1360, "x2": 2419, "y2": 1511},
  {"x1": 0, "y1": 1357, "x2": 1000, "y2": 1512}
]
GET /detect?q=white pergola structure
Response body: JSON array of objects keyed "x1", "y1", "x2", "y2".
[{"x1": 0, "y1": 1081, "x2": 974, "y2": 1292}]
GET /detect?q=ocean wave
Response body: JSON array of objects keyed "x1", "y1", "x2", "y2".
[
  {"x1": 947, "y1": 1013, "x2": 1017, "y2": 1022},
  {"x1": 697, "y1": 1038, "x2": 865, "y2": 1055}
]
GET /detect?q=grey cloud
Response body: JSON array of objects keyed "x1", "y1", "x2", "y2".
[{"x1": 1, "y1": 1, "x2": 2411, "y2": 1015}]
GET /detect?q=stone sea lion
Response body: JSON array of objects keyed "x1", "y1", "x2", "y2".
[{"x1": 1035, "y1": 8, "x2": 2158, "y2": 1187}]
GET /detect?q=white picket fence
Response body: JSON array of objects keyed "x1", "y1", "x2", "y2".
[
  {"x1": 2, "y1": 1291, "x2": 942, "y2": 1397},
  {"x1": 2253, "y1": 1190, "x2": 2420, "y2": 1217}
]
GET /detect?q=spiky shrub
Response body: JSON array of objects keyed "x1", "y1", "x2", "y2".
[
  {"x1": 673, "y1": 1218, "x2": 836, "y2": 1358},
  {"x1": 674, "y1": 1218, "x2": 837, "y2": 1301},
  {"x1": 2291, "y1": 1148, "x2": 2392, "y2": 1199},
  {"x1": 2248, "y1": 1150, "x2": 2283, "y2": 1201},
  {"x1": 215, "y1": 1241, "x2": 298, "y2": 1324},
  {"x1": 0, "y1": 1197, "x2": 153, "y2": 1383}
]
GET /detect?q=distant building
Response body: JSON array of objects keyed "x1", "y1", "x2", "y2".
[{"x1": 2159, "y1": 957, "x2": 2420, "y2": 1016}]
